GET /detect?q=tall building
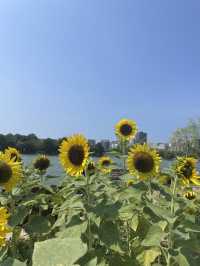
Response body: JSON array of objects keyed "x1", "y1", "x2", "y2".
[
  {"x1": 134, "y1": 131, "x2": 147, "y2": 144},
  {"x1": 100, "y1": 139, "x2": 110, "y2": 151}
]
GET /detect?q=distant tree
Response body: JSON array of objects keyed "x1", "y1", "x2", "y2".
[
  {"x1": 0, "y1": 134, "x2": 7, "y2": 151},
  {"x1": 23, "y1": 139, "x2": 38, "y2": 154},
  {"x1": 170, "y1": 118, "x2": 200, "y2": 157},
  {"x1": 5, "y1": 134, "x2": 17, "y2": 148},
  {"x1": 42, "y1": 138, "x2": 58, "y2": 155}
]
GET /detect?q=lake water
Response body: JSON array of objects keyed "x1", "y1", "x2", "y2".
[{"x1": 22, "y1": 154, "x2": 200, "y2": 176}]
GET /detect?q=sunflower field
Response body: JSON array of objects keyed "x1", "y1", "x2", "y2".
[{"x1": 0, "y1": 119, "x2": 200, "y2": 266}]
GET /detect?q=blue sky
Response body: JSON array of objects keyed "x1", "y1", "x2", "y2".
[{"x1": 0, "y1": 1, "x2": 200, "y2": 142}]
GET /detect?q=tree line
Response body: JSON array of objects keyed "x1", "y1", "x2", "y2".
[{"x1": 0, "y1": 133, "x2": 106, "y2": 156}]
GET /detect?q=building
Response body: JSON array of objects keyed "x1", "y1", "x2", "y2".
[
  {"x1": 134, "y1": 131, "x2": 147, "y2": 145},
  {"x1": 150, "y1": 142, "x2": 170, "y2": 150},
  {"x1": 110, "y1": 141, "x2": 119, "y2": 149},
  {"x1": 100, "y1": 139, "x2": 110, "y2": 151}
]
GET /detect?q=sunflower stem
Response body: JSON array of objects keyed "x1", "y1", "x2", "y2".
[
  {"x1": 126, "y1": 221, "x2": 132, "y2": 257},
  {"x1": 86, "y1": 172, "x2": 92, "y2": 251},
  {"x1": 121, "y1": 140, "x2": 127, "y2": 170},
  {"x1": 148, "y1": 179, "x2": 153, "y2": 202},
  {"x1": 167, "y1": 175, "x2": 178, "y2": 266}
]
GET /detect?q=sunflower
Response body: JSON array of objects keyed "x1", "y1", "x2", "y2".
[
  {"x1": 185, "y1": 191, "x2": 196, "y2": 200},
  {"x1": 175, "y1": 157, "x2": 200, "y2": 186},
  {"x1": 59, "y1": 134, "x2": 89, "y2": 177},
  {"x1": 98, "y1": 156, "x2": 112, "y2": 174},
  {"x1": 115, "y1": 119, "x2": 137, "y2": 142},
  {"x1": 84, "y1": 161, "x2": 96, "y2": 176},
  {"x1": 0, "y1": 207, "x2": 11, "y2": 246},
  {"x1": 0, "y1": 152, "x2": 23, "y2": 192},
  {"x1": 33, "y1": 155, "x2": 50, "y2": 171},
  {"x1": 127, "y1": 144, "x2": 161, "y2": 180},
  {"x1": 4, "y1": 147, "x2": 21, "y2": 162}
]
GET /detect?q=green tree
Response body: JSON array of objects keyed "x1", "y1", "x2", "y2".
[
  {"x1": 170, "y1": 118, "x2": 200, "y2": 156},
  {"x1": 42, "y1": 138, "x2": 58, "y2": 155}
]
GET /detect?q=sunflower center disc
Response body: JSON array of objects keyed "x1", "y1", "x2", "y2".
[
  {"x1": 133, "y1": 152, "x2": 154, "y2": 173},
  {"x1": 181, "y1": 163, "x2": 193, "y2": 178},
  {"x1": 120, "y1": 124, "x2": 132, "y2": 136},
  {"x1": 0, "y1": 161, "x2": 12, "y2": 183},
  {"x1": 102, "y1": 160, "x2": 110, "y2": 167},
  {"x1": 34, "y1": 158, "x2": 50, "y2": 171},
  {"x1": 68, "y1": 145, "x2": 85, "y2": 166}
]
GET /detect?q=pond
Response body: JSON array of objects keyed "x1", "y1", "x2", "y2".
[{"x1": 22, "y1": 154, "x2": 200, "y2": 177}]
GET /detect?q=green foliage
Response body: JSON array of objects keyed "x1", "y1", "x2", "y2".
[
  {"x1": 0, "y1": 154, "x2": 200, "y2": 266},
  {"x1": 0, "y1": 133, "x2": 59, "y2": 155},
  {"x1": 32, "y1": 237, "x2": 87, "y2": 266}
]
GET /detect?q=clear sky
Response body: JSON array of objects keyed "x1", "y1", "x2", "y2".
[{"x1": 0, "y1": 1, "x2": 199, "y2": 142}]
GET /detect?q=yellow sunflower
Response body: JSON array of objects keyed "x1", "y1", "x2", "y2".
[
  {"x1": 0, "y1": 207, "x2": 11, "y2": 246},
  {"x1": 84, "y1": 161, "x2": 96, "y2": 176},
  {"x1": 98, "y1": 156, "x2": 112, "y2": 174},
  {"x1": 127, "y1": 144, "x2": 161, "y2": 180},
  {"x1": 0, "y1": 152, "x2": 23, "y2": 192},
  {"x1": 33, "y1": 155, "x2": 50, "y2": 171},
  {"x1": 184, "y1": 191, "x2": 196, "y2": 200},
  {"x1": 59, "y1": 134, "x2": 89, "y2": 177},
  {"x1": 115, "y1": 119, "x2": 137, "y2": 142},
  {"x1": 175, "y1": 157, "x2": 200, "y2": 186},
  {"x1": 4, "y1": 147, "x2": 21, "y2": 162}
]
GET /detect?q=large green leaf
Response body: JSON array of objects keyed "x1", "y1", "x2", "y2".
[
  {"x1": 25, "y1": 215, "x2": 51, "y2": 234},
  {"x1": 32, "y1": 237, "x2": 87, "y2": 266},
  {"x1": 56, "y1": 221, "x2": 87, "y2": 239},
  {"x1": 9, "y1": 206, "x2": 30, "y2": 227},
  {"x1": 1, "y1": 258, "x2": 26, "y2": 266},
  {"x1": 142, "y1": 224, "x2": 166, "y2": 247},
  {"x1": 174, "y1": 252, "x2": 190, "y2": 266},
  {"x1": 99, "y1": 221, "x2": 123, "y2": 252},
  {"x1": 137, "y1": 248, "x2": 161, "y2": 266}
]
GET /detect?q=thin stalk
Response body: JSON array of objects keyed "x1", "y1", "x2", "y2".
[
  {"x1": 127, "y1": 221, "x2": 131, "y2": 257},
  {"x1": 167, "y1": 175, "x2": 178, "y2": 266},
  {"x1": 86, "y1": 173, "x2": 92, "y2": 251},
  {"x1": 121, "y1": 140, "x2": 127, "y2": 170},
  {"x1": 147, "y1": 179, "x2": 153, "y2": 202}
]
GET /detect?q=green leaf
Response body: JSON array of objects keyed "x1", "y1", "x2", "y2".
[
  {"x1": 157, "y1": 220, "x2": 168, "y2": 231},
  {"x1": 145, "y1": 204, "x2": 176, "y2": 224},
  {"x1": 99, "y1": 221, "x2": 123, "y2": 252},
  {"x1": 174, "y1": 252, "x2": 190, "y2": 266},
  {"x1": 142, "y1": 225, "x2": 166, "y2": 247},
  {"x1": 118, "y1": 205, "x2": 134, "y2": 220},
  {"x1": 9, "y1": 206, "x2": 30, "y2": 227},
  {"x1": 32, "y1": 237, "x2": 87, "y2": 266},
  {"x1": 85, "y1": 257, "x2": 97, "y2": 266},
  {"x1": 137, "y1": 248, "x2": 161, "y2": 266},
  {"x1": 56, "y1": 222, "x2": 87, "y2": 239},
  {"x1": 25, "y1": 215, "x2": 51, "y2": 234},
  {"x1": 93, "y1": 200, "x2": 122, "y2": 220},
  {"x1": 130, "y1": 214, "x2": 139, "y2": 232},
  {"x1": 1, "y1": 258, "x2": 26, "y2": 266}
]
